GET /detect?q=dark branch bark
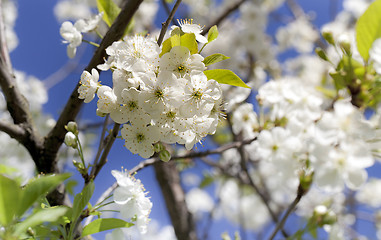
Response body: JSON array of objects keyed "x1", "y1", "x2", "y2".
[
  {"x1": 201, "y1": 0, "x2": 246, "y2": 35},
  {"x1": 0, "y1": 0, "x2": 44, "y2": 167},
  {"x1": 89, "y1": 123, "x2": 120, "y2": 182},
  {"x1": 0, "y1": 121, "x2": 25, "y2": 141},
  {"x1": 157, "y1": 0, "x2": 182, "y2": 46},
  {"x1": 154, "y1": 161, "x2": 198, "y2": 240},
  {"x1": 41, "y1": 0, "x2": 144, "y2": 174}
]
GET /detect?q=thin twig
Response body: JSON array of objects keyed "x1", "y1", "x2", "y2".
[
  {"x1": 268, "y1": 184, "x2": 306, "y2": 240},
  {"x1": 88, "y1": 123, "x2": 120, "y2": 182},
  {"x1": 89, "y1": 115, "x2": 110, "y2": 177},
  {"x1": 161, "y1": 0, "x2": 178, "y2": 26},
  {"x1": 201, "y1": 0, "x2": 246, "y2": 35},
  {"x1": 171, "y1": 137, "x2": 256, "y2": 160},
  {"x1": 157, "y1": 0, "x2": 182, "y2": 46}
]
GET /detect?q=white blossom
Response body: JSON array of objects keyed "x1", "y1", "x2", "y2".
[
  {"x1": 159, "y1": 46, "x2": 205, "y2": 78},
  {"x1": 112, "y1": 170, "x2": 152, "y2": 234},
  {"x1": 60, "y1": 21, "x2": 82, "y2": 58},
  {"x1": 78, "y1": 69, "x2": 99, "y2": 103},
  {"x1": 175, "y1": 19, "x2": 208, "y2": 44}
]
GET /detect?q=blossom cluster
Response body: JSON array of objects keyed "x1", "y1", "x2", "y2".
[{"x1": 78, "y1": 22, "x2": 223, "y2": 158}]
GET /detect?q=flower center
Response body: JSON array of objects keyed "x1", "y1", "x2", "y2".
[
  {"x1": 128, "y1": 100, "x2": 138, "y2": 111},
  {"x1": 177, "y1": 65, "x2": 186, "y2": 73},
  {"x1": 192, "y1": 89, "x2": 203, "y2": 100},
  {"x1": 136, "y1": 133, "x2": 145, "y2": 143},
  {"x1": 155, "y1": 88, "x2": 164, "y2": 100},
  {"x1": 166, "y1": 111, "x2": 176, "y2": 120}
]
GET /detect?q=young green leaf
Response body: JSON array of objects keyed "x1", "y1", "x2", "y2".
[
  {"x1": 81, "y1": 218, "x2": 134, "y2": 237},
  {"x1": 96, "y1": 0, "x2": 121, "y2": 27},
  {"x1": 356, "y1": 0, "x2": 381, "y2": 61},
  {"x1": 203, "y1": 53, "x2": 230, "y2": 66},
  {"x1": 0, "y1": 174, "x2": 21, "y2": 226},
  {"x1": 180, "y1": 33, "x2": 198, "y2": 54},
  {"x1": 71, "y1": 181, "x2": 95, "y2": 222},
  {"x1": 207, "y1": 25, "x2": 218, "y2": 43},
  {"x1": 14, "y1": 207, "x2": 68, "y2": 236},
  {"x1": 160, "y1": 33, "x2": 181, "y2": 57},
  {"x1": 18, "y1": 173, "x2": 71, "y2": 218},
  {"x1": 204, "y1": 69, "x2": 250, "y2": 88}
]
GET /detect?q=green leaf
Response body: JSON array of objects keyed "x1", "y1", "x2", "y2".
[
  {"x1": 0, "y1": 175, "x2": 21, "y2": 226},
  {"x1": 356, "y1": 0, "x2": 381, "y2": 61},
  {"x1": 71, "y1": 181, "x2": 95, "y2": 222},
  {"x1": 18, "y1": 173, "x2": 71, "y2": 217},
  {"x1": 207, "y1": 25, "x2": 218, "y2": 43},
  {"x1": 96, "y1": 0, "x2": 121, "y2": 27},
  {"x1": 160, "y1": 32, "x2": 198, "y2": 57},
  {"x1": 81, "y1": 218, "x2": 134, "y2": 237},
  {"x1": 204, "y1": 69, "x2": 250, "y2": 88},
  {"x1": 160, "y1": 38, "x2": 173, "y2": 57},
  {"x1": 180, "y1": 33, "x2": 198, "y2": 54},
  {"x1": 14, "y1": 207, "x2": 68, "y2": 235},
  {"x1": 65, "y1": 179, "x2": 78, "y2": 196},
  {"x1": 160, "y1": 33, "x2": 181, "y2": 57},
  {"x1": 203, "y1": 53, "x2": 230, "y2": 66},
  {"x1": 199, "y1": 174, "x2": 214, "y2": 188},
  {"x1": 171, "y1": 33, "x2": 181, "y2": 47}
]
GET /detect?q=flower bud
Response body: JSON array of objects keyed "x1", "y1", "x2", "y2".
[
  {"x1": 66, "y1": 121, "x2": 78, "y2": 133},
  {"x1": 64, "y1": 132, "x2": 77, "y2": 148},
  {"x1": 159, "y1": 150, "x2": 171, "y2": 162},
  {"x1": 322, "y1": 31, "x2": 335, "y2": 45},
  {"x1": 154, "y1": 142, "x2": 165, "y2": 153}
]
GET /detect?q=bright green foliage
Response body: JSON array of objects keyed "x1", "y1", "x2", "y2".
[
  {"x1": 96, "y1": 0, "x2": 121, "y2": 27},
  {"x1": 71, "y1": 181, "x2": 95, "y2": 223},
  {"x1": 160, "y1": 32, "x2": 198, "y2": 57},
  {"x1": 180, "y1": 33, "x2": 198, "y2": 54},
  {"x1": 14, "y1": 207, "x2": 68, "y2": 236},
  {"x1": 82, "y1": 218, "x2": 134, "y2": 237},
  {"x1": 17, "y1": 173, "x2": 71, "y2": 217},
  {"x1": 207, "y1": 25, "x2": 218, "y2": 43},
  {"x1": 0, "y1": 173, "x2": 71, "y2": 239},
  {"x1": 0, "y1": 175, "x2": 21, "y2": 226},
  {"x1": 356, "y1": 0, "x2": 381, "y2": 61},
  {"x1": 203, "y1": 53, "x2": 230, "y2": 66},
  {"x1": 204, "y1": 69, "x2": 250, "y2": 88}
]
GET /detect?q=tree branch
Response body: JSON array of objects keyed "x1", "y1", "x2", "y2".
[
  {"x1": 154, "y1": 160, "x2": 198, "y2": 240},
  {"x1": 89, "y1": 123, "x2": 120, "y2": 182},
  {"x1": 42, "y1": 0, "x2": 144, "y2": 174},
  {"x1": 269, "y1": 184, "x2": 306, "y2": 240},
  {"x1": 0, "y1": 121, "x2": 25, "y2": 141},
  {"x1": 201, "y1": 0, "x2": 246, "y2": 35},
  {"x1": 0, "y1": 0, "x2": 44, "y2": 166},
  {"x1": 171, "y1": 137, "x2": 256, "y2": 160},
  {"x1": 157, "y1": 0, "x2": 182, "y2": 46}
]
